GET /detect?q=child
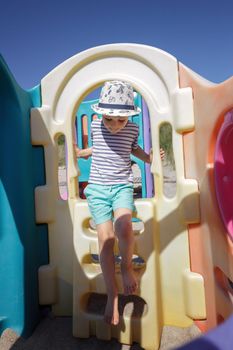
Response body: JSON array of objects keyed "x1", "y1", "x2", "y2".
[{"x1": 74, "y1": 81, "x2": 152, "y2": 326}]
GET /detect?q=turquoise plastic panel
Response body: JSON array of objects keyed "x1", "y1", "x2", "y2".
[
  {"x1": 76, "y1": 94, "x2": 146, "y2": 197},
  {"x1": 0, "y1": 55, "x2": 48, "y2": 337}
]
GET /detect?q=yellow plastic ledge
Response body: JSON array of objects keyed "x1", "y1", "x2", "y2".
[
  {"x1": 38, "y1": 264, "x2": 57, "y2": 305},
  {"x1": 172, "y1": 88, "x2": 194, "y2": 133},
  {"x1": 183, "y1": 268, "x2": 206, "y2": 319}
]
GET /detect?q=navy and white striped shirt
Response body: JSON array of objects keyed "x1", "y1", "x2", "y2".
[{"x1": 89, "y1": 119, "x2": 139, "y2": 185}]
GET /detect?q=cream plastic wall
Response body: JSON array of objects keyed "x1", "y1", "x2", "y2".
[{"x1": 31, "y1": 44, "x2": 203, "y2": 348}]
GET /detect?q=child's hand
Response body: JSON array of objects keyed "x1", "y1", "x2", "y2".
[
  {"x1": 160, "y1": 148, "x2": 165, "y2": 161},
  {"x1": 74, "y1": 144, "x2": 92, "y2": 159},
  {"x1": 74, "y1": 144, "x2": 81, "y2": 158},
  {"x1": 149, "y1": 149, "x2": 153, "y2": 164},
  {"x1": 149, "y1": 148, "x2": 165, "y2": 164}
]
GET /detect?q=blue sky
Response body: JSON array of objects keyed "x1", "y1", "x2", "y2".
[{"x1": 1, "y1": 0, "x2": 232, "y2": 89}]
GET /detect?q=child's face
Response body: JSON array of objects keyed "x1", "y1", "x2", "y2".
[{"x1": 102, "y1": 115, "x2": 128, "y2": 134}]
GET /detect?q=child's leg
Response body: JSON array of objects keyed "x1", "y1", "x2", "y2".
[
  {"x1": 96, "y1": 220, "x2": 119, "y2": 325},
  {"x1": 114, "y1": 208, "x2": 138, "y2": 295}
]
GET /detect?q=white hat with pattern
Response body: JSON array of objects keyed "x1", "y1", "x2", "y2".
[{"x1": 91, "y1": 80, "x2": 141, "y2": 117}]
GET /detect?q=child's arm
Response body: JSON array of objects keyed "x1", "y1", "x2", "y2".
[
  {"x1": 132, "y1": 147, "x2": 165, "y2": 164},
  {"x1": 131, "y1": 146, "x2": 151, "y2": 164},
  {"x1": 74, "y1": 144, "x2": 92, "y2": 159}
]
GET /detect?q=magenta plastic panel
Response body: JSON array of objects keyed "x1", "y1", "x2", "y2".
[{"x1": 214, "y1": 111, "x2": 233, "y2": 240}]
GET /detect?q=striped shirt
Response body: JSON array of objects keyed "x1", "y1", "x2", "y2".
[{"x1": 89, "y1": 119, "x2": 139, "y2": 185}]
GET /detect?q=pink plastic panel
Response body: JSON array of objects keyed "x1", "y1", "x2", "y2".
[{"x1": 214, "y1": 111, "x2": 233, "y2": 240}]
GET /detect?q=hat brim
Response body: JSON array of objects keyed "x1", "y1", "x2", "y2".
[{"x1": 91, "y1": 104, "x2": 141, "y2": 117}]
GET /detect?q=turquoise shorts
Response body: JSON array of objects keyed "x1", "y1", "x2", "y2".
[{"x1": 84, "y1": 183, "x2": 136, "y2": 225}]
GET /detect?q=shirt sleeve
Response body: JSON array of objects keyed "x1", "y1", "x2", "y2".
[{"x1": 132, "y1": 125, "x2": 139, "y2": 150}]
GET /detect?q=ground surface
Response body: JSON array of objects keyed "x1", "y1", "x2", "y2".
[{"x1": 0, "y1": 318, "x2": 201, "y2": 350}]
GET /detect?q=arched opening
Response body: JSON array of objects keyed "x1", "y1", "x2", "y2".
[{"x1": 73, "y1": 85, "x2": 155, "y2": 200}]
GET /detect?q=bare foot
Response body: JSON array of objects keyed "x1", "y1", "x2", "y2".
[
  {"x1": 121, "y1": 264, "x2": 138, "y2": 295},
  {"x1": 104, "y1": 294, "x2": 119, "y2": 325}
]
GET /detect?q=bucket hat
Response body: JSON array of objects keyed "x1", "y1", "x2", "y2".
[{"x1": 91, "y1": 80, "x2": 141, "y2": 117}]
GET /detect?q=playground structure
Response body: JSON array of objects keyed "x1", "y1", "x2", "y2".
[{"x1": 0, "y1": 43, "x2": 233, "y2": 349}]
